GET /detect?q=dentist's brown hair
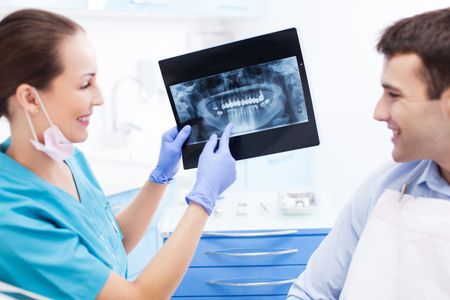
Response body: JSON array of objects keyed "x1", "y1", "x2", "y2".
[{"x1": 0, "y1": 8, "x2": 83, "y2": 119}]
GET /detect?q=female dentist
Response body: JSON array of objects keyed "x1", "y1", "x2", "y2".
[{"x1": 0, "y1": 8, "x2": 236, "y2": 300}]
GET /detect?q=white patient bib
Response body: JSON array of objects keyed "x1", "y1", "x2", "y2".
[{"x1": 340, "y1": 188, "x2": 450, "y2": 300}]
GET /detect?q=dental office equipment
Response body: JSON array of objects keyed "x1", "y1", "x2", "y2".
[
  {"x1": 278, "y1": 191, "x2": 317, "y2": 215},
  {"x1": 236, "y1": 202, "x2": 248, "y2": 216}
]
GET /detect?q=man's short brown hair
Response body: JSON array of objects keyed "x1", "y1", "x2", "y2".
[{"x1": 377, "y1": 8, "x2": 450, "y2": 99}]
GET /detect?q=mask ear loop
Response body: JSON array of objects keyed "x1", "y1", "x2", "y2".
[
  {"x1": 32, "y1": 87, "x2": 54, "y2": 127},
  {"x1": 24, "y1": 108, "x2": 39, "y2": 143},
  {"x1": 24, "y1": 88, "x2": 55, "y2": 144}
]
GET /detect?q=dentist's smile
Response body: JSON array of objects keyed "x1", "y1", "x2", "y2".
[{"x1": 77, "y1": 112, "x2": 92, "y2": 126}]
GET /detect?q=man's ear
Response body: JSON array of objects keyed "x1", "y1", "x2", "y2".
[
  {"x1": 441, "y1": 87, "x2": 450, "y2": 118},
  {"x1": 14, "y1": 84, "x2": 39, "y2": 114}
]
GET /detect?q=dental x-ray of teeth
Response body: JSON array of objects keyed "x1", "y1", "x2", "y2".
[
  {"x1": 170, "y1": 56, "x2": 307, "y2": 145},
  {"x1": 159, "y1": 28, "x2": 319, "y2": 169}
]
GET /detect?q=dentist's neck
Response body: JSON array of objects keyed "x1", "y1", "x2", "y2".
[{"x1": 6, "y1": 127, "x2": 64, "y2": 179}]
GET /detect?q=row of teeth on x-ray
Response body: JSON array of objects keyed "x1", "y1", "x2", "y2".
[{"x1": 212, "y1": 89, "x2": 270, "y2": 116}]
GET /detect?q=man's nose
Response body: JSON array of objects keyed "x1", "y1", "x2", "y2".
[{"x1": 373, "y1": 96, "x2": 390, "y2": 122}]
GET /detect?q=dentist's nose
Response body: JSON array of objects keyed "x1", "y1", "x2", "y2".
[{"x1": 92, "y1": 87, "x2": 104, "y2": 107}]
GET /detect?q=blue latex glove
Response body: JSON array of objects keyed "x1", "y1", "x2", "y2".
[
  {"x1": 150, "y1": 125, "x2": 191, "y2": 184},
  {"x1": 186, "y1": 123, "x2": 236, "y2": 215}
]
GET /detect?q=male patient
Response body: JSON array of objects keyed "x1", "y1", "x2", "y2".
[{"x1": 288, "y1": 7, "x2": 450, "y2": 300}]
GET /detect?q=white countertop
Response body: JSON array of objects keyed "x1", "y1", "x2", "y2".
[
  {"x1": 85, "y1": 152, "x2": 342, "y2": 234},
  {"x1": 158, "y1": 190, "x2": 340, "y2": 234}
]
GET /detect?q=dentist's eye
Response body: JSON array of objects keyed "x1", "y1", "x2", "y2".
[{"x1": 80, "y1": 82, "x2": 91, "y2": 89}]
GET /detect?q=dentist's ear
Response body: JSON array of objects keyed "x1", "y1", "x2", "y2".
[{"x1": 14, "y1": 84, "x2": 40, "y2": 114}]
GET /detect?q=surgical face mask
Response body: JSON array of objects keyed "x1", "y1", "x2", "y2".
[{"x1": 23, "y1": 88, "x2": 74, "y2": 162}]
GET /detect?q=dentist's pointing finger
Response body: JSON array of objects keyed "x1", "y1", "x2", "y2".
[{"x1": 218, "y1": 123, "x2": 233, "y2": 153}]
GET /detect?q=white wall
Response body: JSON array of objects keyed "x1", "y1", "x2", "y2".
[
  {"x1": 222, "y1": 0, "x2": 450, "y2": 207},
  {"x1": 1, "y1": 0, "x2": 449, "y2": 208}
]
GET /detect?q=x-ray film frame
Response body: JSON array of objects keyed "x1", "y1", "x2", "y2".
[{"x1": 159, "y1": 28, "x2": 319, "y2": 169}]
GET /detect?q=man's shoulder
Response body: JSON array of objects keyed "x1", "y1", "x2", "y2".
[
  {"x1": 365, "y1": 160, "x2": 427, "y2": 191},
  {"x1": 348, "y1": 160, "x2": 427, "y2": 219}
]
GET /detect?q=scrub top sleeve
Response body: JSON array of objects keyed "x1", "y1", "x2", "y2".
[{"x1": 0, "y1": 215, "x2": 111, "y2": 300}]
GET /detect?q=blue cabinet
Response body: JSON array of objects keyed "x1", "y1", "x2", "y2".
[{"x1": 163, "y1": 228, "x2": 329, "y2": 299}]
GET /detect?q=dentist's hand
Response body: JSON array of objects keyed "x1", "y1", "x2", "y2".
[
  {"x1": 150, "y1": 125, "x2": 191, "y2": 184},
  {"x1": 186, "y1": 123, "x2": 236, "y2": 215}
]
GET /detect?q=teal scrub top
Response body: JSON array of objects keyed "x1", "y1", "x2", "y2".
[{"x1": 0, "y1": 139, "x2": 128, "y2": 299}]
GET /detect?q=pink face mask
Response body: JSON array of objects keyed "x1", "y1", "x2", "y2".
[{"x1": 23, "y1": 88, "x2": 74, "y2": 162}]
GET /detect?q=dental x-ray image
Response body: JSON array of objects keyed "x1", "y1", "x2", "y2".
[
  {"x1": 160, "y1": 28, "x2": 319, "y2": 169},
  {"x1": 170, "y1": 56, "x2": 308, "y2": 145}
]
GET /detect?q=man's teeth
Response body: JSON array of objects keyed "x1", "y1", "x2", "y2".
[{"x1": 77, "y1": 116, "x2": 89, "y2": 122}]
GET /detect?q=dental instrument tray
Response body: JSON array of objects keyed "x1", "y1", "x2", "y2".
[
  {"x1": 278, "y1": 191, "x2": 318, "y2": 215},
  {"x1": 159, "y1": 28, "x2": 319, "y2": 169}
]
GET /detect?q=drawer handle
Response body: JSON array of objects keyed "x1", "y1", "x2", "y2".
[
  {"x1": 202, "y1": 229, "x2": 298, "y2": 238},
  {"x1": 207, "y1": 278, "x2": 295, "y2": 287},
  {"x1": 206, "y1": 248, "x2": 298, "y2": 257}
]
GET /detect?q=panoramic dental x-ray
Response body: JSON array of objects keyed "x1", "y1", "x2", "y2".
[{"x1": 170, "y1": 56, "x2": 308, "y2": 145}]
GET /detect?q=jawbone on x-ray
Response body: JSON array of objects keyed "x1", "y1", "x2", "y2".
[{"x1": 170, "y1": 56, "x2": 308, "y2": 145}]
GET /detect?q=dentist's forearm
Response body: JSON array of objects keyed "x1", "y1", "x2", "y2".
[
  {"x1": 132, "y1": 202, "x2": 208, "y2": 299},
  {"x1": 116, "y1": 180, "x2": 167, "y2": 254}
]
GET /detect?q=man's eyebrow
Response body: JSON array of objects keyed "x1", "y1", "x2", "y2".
[{"x1": 381, "y1": 83, "x2": 402, "y2": 92}]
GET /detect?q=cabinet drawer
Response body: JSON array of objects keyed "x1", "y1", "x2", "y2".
[
  {"x1": 173, "y1": 265, "x2": 304, "y2": 297},
  {"x1": 190, "y1": 232, "x2": 326, "y2": 267}
]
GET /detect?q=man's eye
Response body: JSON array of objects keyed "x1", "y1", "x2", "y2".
[
  {"x1": 81, "y1": 82, "x2": 90, "y2": 89},
  {"x1": 388, "y1": 92, "x2": 400, "y2": 98}
]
